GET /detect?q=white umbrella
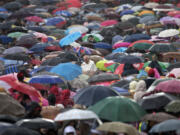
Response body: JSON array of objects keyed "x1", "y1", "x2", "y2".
[
  {"x1": 54, "y1": 109, "x2": 102, "y2": 124},
  {"x1": 158, "y1": 29, "x2": 179, "y2": 38},
  {"x1": 121, "y1": 14, "x2": 136, "y2": 22},
  {"x1": 144, "y1": 2, "x2": 159, "y2": 9},
  {"x1": 68, "y1": 25, "x2": 89, "y2": 34}
]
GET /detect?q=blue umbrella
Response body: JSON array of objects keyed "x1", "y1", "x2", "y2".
[
  {"x1": 55, "y1": 10, "x2": 72, "y2": 17},
  {"x1": 112, "y1": 35, "x2": 123, "y2": 45},
  {"x1": 112, "y1": 87, "x2": 130, "y2": 96},
  {"x1": 59, "y1": 32, "x2": 81, "y2": 47},
  {"x1": 0, "y1": 7, "x2": 8, "y2": 12},
  {"x1": 30, "y1": 66, "x2": 53, "y2": 75},
  {"x1": 139, "y1": 15, "x2": 157, "y2": 24},
  {"x1": 0, "y1": 35, "x2": 13, "y2": 44},
  {"x1": 124, "y1": 34, "x2": 151, "y2": 42},
  {"x1": 94, "y1": 42, "x2": 112, "y2": 49},
  {"x1": 29, "y1": 75, "x2": 65, "y2": 84},
  {"x1": 46, "y1": 17, "x2": 65, "y2": 26},
  {"x1": 50, "y1": 63, "x2": 82, "y2": 80},
  {"x1": 120, "y1": 10, "x2": 134, "y2": 16},
  {"x1": 30, "y1": 43, "x2": 51, "y2": 52},
  {"x1": 112, "y1": 47, "x2": 127, "y2": 53}
]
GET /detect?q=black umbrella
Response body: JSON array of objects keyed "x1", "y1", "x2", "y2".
[
  {"x1": 26, "y1": 26, "x2": 50, "y2": 35},
  {"x1": 0, "y1": 127, "x2": 41, "y2": 135},
  {"x1": 167, "y1": 62, "x2": 180, "y2": 71},
  {"x1": 105, "y1": 53, "x2": 126, "y2": 60},
  {"x1": 111, "y1": 80, "x2": 130, "y2": 90},
  {"x1": 0, "y1": 22, "x2": 15, "y2": 30},
  {"x1": 0, "y1": 122, "x2": 15, "y2": 134},
  {"x1": 3, "y1": 53, "x2": 30, "y2": 61},
  {"x1": 3, "y1": 2, "x2": 22, "y2": 11},
  {"x1": 149, "y1": 44, "x2": 177, "y2": 53},
  {"x1": 41, "y1": 57, "x2": 70, "y2": 66},
  {"x1": 8, "y1": 10, "x2": 34, "y2": 19},
  {"x1": 16, "y1": 118, "x2": 57, "y2": 130},
  {"x1": 73, "y1": 85, "x2": 119, "y2": 107},
  {"x1": 82, "y1": 3, "x2": 108, "y2": 11},
  {"x1": 114, "y1": 55, "x2": 143, "y2": 64},
  {"x1": 7, "y1": 26, "x2": 28, "y2": 33},
  {"x1": 87, "y1": 73, "x2": 120, "y2": 83},
  {"x1": 138, "y1": 93, "x2": 179, "y2": 111},
  {"x1": 57, "y1": 52, "x2": 79, "y2": 62},
  {"x1": 0, "y1": 115, "x2": 18, "y2": 124}
]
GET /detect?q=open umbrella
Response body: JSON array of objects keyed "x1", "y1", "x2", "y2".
[
  {"x1": 29, "y1": 75, "x2": 65, "y2": 84},
  {"x1": 7, "y1": 32, "x2": 26, "y2": 39},
  {"x1": 59, "y1": 32, "x2": 81, "y2": 47},
  {"x1": 55, "y1": 10, "x2": 72, "y2": 17},
  {"x1": 25, "y1": 16, "x2": 44, "y2": 23},
  {"x1": 149, "y1": 119, "x2": 180, "y2": 133},
  {"x1": 50, "y1": 63, "x2": 82, "y2": 80},
  {"x1": 16, "y1": 118, "x2": 56, "y2": 130},
  {"x1": 3, "y1": 2, "x2": 22, "y2": 11},
  {"x1": 158, "y1": 29, "x2": 179, "y2": 38},
  {"x1": 54, "y1": 109, "x2": 100, "y2": 122},
  {"x1": 149, "y1": 44, "x2": 177, "y2": 53},
  {"x1": 165, "y1": 100, "x2": 180, "y2": 113},
  {"x1": 3, "y1": 47, "x2": 28, "y2": 55},
  {"x1": 114, "y1": 55, "x2": 143, "y2": 64},
  {"x1": 89, "y1": 96, "x2": 146, "y2": 122},
  {"x1": 0, "y1": 93, "x2": 25, "y2": 117},
  {"x1": 169, "y1": 68, "x2": 180, "y2": 78},
  {"x1": 141, "y1": 112, "x2": 176, "y2": 123},
  {"x1": 138, "y1": 92, "x2": 179, "y2": 111},
  {"x1": 167, "y1": 62, "x2": 180, "y2": 71},
  {"x1": 97, "y1": 122, "x2": 139, "y2": 135},
  {"x1": 124, "y1": 34, "x2": 151, "y2": 42},
  {"x1": 46, "y1": 17, "x2": 65, "y2": 27},
  {"x1": 67, "y1": 25, "x2": 88, "y2": 34},
  {"x1": 74, "y1": 85, "x2": 119, "y2": 107},
  {"x1": 87, "y1": 73, "x2": 119, "y2": 83},
  {"x1": 3, "y1": 53, "x2": 30, "y2": 61},
  {"x1": 100, "y1": 20, "x2": 118, "y2": 27},
  {"x1": 82, "y1": 34, "x2": 104, "y2": 42}
]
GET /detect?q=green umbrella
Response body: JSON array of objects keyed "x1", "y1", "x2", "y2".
[
  {"x1": 88, "y1": 96, "x2": 146, "y2": 122},
  {"x1": 8, "y1": 32, "x2": 26, "y2": 39},
  {"x1": 133, "y1": 43, "x2": 152, "y2": 50},
  {"x1": 82, "y1": 34, "x2": 104, "y2": 42},
  {"x1": 143, "y1": 61, "x2": 170, "y2": 71}
]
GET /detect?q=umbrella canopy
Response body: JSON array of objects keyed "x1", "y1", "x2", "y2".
[
  {"x1": 100, "y1": 20, "x2": 118, "y2": 27},
  {"x1": 29, "y1": 75, "x2": 65, "y2": 84},
  {"x1": 96, "y1": 122, "x2": 139, "y2": 135},
  {"x1": 25, "y1": 16, "x2": 44, "y2": 23},
  {"x1": 3, "y1": 47, "x2": 28, "y2": 55},
  {"x1": 3, "y1": 2, "x2": 22, "y2": 11},
  {"x1": 149, "y1": 44, "x2": 177, "y2": 53},
  {"x1": 167, "y1": 62, "x2": 180, "y2": 71},
  {"x1": 169, "y1": 68, "x2": 180, "y2": 78},
  {"x1": 82, "y1": 34, "x2": 104, "y2": 42},
  {"x1": 59, "y1": 32, "x2": 81, "y2": 47},
  {"x1": 114, "y1": 55, "x2": 143, "y2": 64},
  {"x1": 0, "y1": 127, "x2": 41, "y2": 135},
  {"x1": 124, "y1": 34, "x2": 151, "y2": 42},
  {"x1": 16, "y1": 118, "x2": 56, "y2": 130},
  {"x1": 165, "y1": 100, "x2": 180, "y2": 113},
  {"x1": 46, "y1": 17, "x2": 65, "y2": 27},
  {"x1": 158, "y1": 29, "x2": 179, "y2": 38},
  {"x1": 54, "y1": 10, "x2": 72, "y2": 17},
  {"x1": 74, "y1": 85, "x2": 119, "y2": 107},
  {"x1": 87, "y1": 73, "x2": 119, "y2": 83},
  {"x1": 7, "y1": 32, "x2": 26, "y2": 39},
  {"x1": 89, "y1": 96, "x2": 146, "y2": 122},
  {"x1": 3, "y1": 53, "x2": 30, "y2": 61},
  {"x1": 67, "y1": 25, "x2": 88, "y2": 34},
  {"x1": 16, "y1": 34, "x2": 38, "y2": 47},
  {"x1": 155, "y1": 80, "x2": 180, "y2": 94},
  {"x1": 141, "y1": 112, "x2": 176, "y2": 123},
  {"x1": 138, "y1": 92, "x2": 179, "y2": 111},
  {"x1": 50, "y1": 63, "x2": 82, "y2": 80},
  {"x1": 54, "y1": 109, "x2": 99, "y2": 121},
  {"x1": 149, "y1": 119, "x2": 180, "y2": 133},
  {"x1": 0, "y1": 93, "x2": 25, "y2": 117}
]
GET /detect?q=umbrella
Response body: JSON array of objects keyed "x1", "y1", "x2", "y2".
[
  {"x1": 158, "y1": 29, "x2": 179, "y2": 38},
  {"x1": 96, "y1": 122, "x2": 139, "y2": 135},
  {"x1": 3, "y1": 2, "x2": 22, "y2": 11},
  {"x1": 114, "y1": 55, "x2": 143, "y2": 64},
  {"x1": 0, "y1": 35, "x2": 13, "y2": 44},
  {"x1": 113, "y1": 42, "x2": 130, "y2": 49},
  {"x1": 30, "y1": 43, "x2": 51, "y2": 53},
  {"x1": 169, "y1": 68, "x2": 180, "y2": 78},
  {"x1": 82, "y1": 3, "x2": 107, "y2": 11},
  {"x1": 113, "y1": 47, "x2": 127, "y2": 53},
  {"x1": 93, "y1": 42, "x2": 112, "y2": 50},
  {"x1": 55, "y1": 10, "x2": 72, "y2": 17},
  {"x1": 1, "y1": 127, "x2": 41, "y2": 135},
  {"x1": 82, "y1": 34, "x2": 104, "y2": 42},
  {"x1": 124, "y1": 34, "x2": 151, "y2": 42},
  {"x1": 141, "y1": 112, "x2": 176, "y2": 123},
  {"x1": 100, "y1": 20, "x2": 118, "y2": 27},
  {"x1": 139, "y1": 15, "x2": 157, "y2": 24},
  {"x1": 3, "y1": 53, "x2": 30, "y2": 61},
  {"x1": 25, "y1": 16, "x2": 44, "y2": 23},
  {"x1": 155, "y1": 80, "x2": 180, "y2": 94},
  {"x1": 149, "y1": 44, "x2": 177, "y2": 53},
  {"x1": 167, "y1": 62, "x2": 180, "y2": 71},
  {"x1": 41, "y1": 57, "x2": 70, "y2": 66},
  {"x1": 67, "y1": 25, "x2": 88, "y2": 34},
  {"x1": 89, "y1": 96, "x2": 146, "y2": 122},
  {"x1": 105, "y1": 53, "x2": 126, "y2": 60},
  {"x1": 0, "y1": 93, "x2": 25, "y2": 117},
  {"x1": 129, "y1": 40, "x2": 154, "y2": 47},
  {"x1": 73, "y1": 86, "x2": 119, "y2": 107},
  {"x1": 149, "y1": 119, "x2": 180, "y2": 133},
  {"x1": 46, "y1": 17, "x2": 65, "y2": 27},
  {"x1": 165, "y1": 100, "x2": 180, "y2": 113},
  {"x1": 29, "y1": 75, "x2": 65, "y2": 84},
  {"x1": 111, "y1": 80, "x2": 130, "y2": 90},
  {"x1": 138, "y1": 92, "x2": 179, "y2": 111},
  {"x1": 3, "y1": 47, "x2": 28, "y2": 55},
  {"x1": 87, "y1": 73, "x2": 119, "y2": 83},
  {"x1": 144, "y1": 2, "x2": 159, "y2": 9},
  {"x1": 7, "y1": 32, "x2": 26, "y2": 39},
  {"x1": 50, "y1": 63, "x2": 82, "y2": 80},
  {"x1": 16, "y1": 118, "x2": 56, "y2": 130},
  {"x1": 59, "y1": 32, "x2": 81, "y2": 47},
  {"x1": 8, "y1": 10, "x2": 34, "y2": 19},
  {"x1": 54, "y1": 109, "x2": 100, "y2": 121},
  {"x1": 0, "y1": 115, "x2": 18, "y2": 123},
  {"x1": 112, "y1": 87, "x2": 130, "y2": 96}
]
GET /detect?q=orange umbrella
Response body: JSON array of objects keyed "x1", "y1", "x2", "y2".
[{"x1": 138, "y1": 10, "x2": 154, "y2": 16}]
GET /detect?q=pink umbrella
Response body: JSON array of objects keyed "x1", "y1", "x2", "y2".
[
  {"x1": 33, "y1": 32, "x2": 47, "y2": 39},
  {"x1": 101, "y1": 20, "x2": 118, "y2": 27},
  {"x1": 25, "y1": 16, "x2": 44, "y2": 23},
  {"x1": 169, "y1": 68, "x2": 180, "y2": 78},
  {"x1": 113, "y1": 42, "x2": 130, "y2": 49},
  {"x1": 174, "y1": 14, "x2": 180, "y2": 18},
  {"x1": 167, "y1": 11, "x2": 180, "y2": 17},
  {"x1": 155, "y1": 80, "x2": 180, "y2": 94}
]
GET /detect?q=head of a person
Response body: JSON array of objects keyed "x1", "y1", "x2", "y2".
[
  {"x1": 88, "y1": 35, "x2": 94, "y2": 42},
  {"x1": 83, "y1": 55, "x2": 90, "y2": 64},
  {"x1": 64, "y1": 126, "x2": 76, "y2": 135},
  {"x1": 148, "y1": 68, "x2": 155, "y2": 77}
]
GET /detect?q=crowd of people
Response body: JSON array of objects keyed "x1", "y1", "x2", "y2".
[{"x1": 0, "y1": 0, "x2": 179, "y2": 135}]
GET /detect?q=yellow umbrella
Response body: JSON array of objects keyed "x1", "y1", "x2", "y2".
[{"x1": 96, "y1": 60, "x2": 109, "y2": 71}]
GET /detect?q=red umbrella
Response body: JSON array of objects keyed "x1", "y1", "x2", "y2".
[
  {"x1": 168, "y1": 11, "x2": 180, "y2": 17},
  {"x1": 101, "y1": 20, "x2": 118, "y2": 27},
  {"x1": 45, "y1": 46, "x2": 62, "y2": 51},
  {"x1": 56, "y1": 0, "x2": 82, "y2": 8},
  {"x1": 30, "y1": 83, "x2": 49, "y2": 91},
  {"x1": 129, "y1": 40, "x2": 154, "y2": 47},
  {"x1": 25, "y1": 16, "x2": 44, "y2": 23},
  {"x1": 52, "y1": 7, "x2": 67, "y2": 14},
  {"x1": 0, "y1": 74, "x2": 41, "y2": 98},
  {"x1": 155, "y1": 80, "x2": 180, "y2": 94}
]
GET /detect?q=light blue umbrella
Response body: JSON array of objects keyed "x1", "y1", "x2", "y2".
[
  {"x1": 50, "y1": 63, "x2": 82, "y2": 80},
  {"x1": 59, "y1": 32, "x2": 81, "y2": 47},
  {"x1": 112, "y1": 47, "x2": 127, "y2": 53},
  {"x1": 55, "y1": 10, "x2": 72, "y2": 17}
]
